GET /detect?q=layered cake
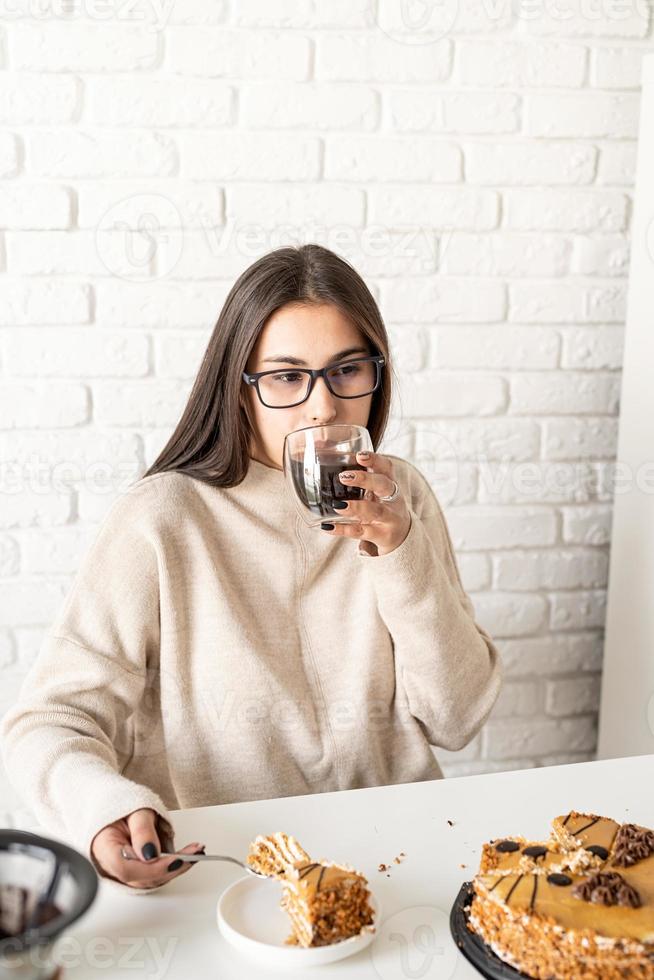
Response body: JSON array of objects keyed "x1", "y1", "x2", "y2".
[
  {"x1": 468, "y1": 810, "x2": 654, "y2": 979},
  {"x1": 246, "y1": 831, "x2": 376, "y2": 948}
]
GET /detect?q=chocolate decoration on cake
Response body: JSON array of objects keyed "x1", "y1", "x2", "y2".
[
  {"x1": 572, "y1": 871, "x2": 641, "y2": 909},
  {"x1": 495, "y1": 840, "x2": 520, "y2": 853},
  {"x1": 505, "y1": 874, "x2": 524, "y2": 905},
  {"x1": 585, "y1": 844, "x2": 609, "y2": 860},
  {"x1": 298, "y1": 862, "x2": 319, "y2": 880},
  {"x1": 612, "y1": 824, "x2": 654, "y2": 868},
  {"x1": 547, "y1": 873, "x2": 573, "y2": 887},
  {"x1": 523, "y1": 845, "x2": 548, "y2": 859}
]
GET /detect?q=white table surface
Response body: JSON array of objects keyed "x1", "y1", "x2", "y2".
[{"x1": 38, "y1": 754, "x2": 654, "y2": 979}]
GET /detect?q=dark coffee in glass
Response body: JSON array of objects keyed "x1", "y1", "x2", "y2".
[{"x1": 288, "y1": 452, "x2": 366, "y2": 518}]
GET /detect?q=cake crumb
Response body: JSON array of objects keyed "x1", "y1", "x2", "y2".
[
  {"x1": 378, "y1": 863, "x2": 388, "y2": 872},
  {"x1": 447, "y1": 819, "x2": 454, "y2": 826}
]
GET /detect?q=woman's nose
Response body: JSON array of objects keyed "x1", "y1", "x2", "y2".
[{"x1": 306, "y1": 375, "x2": 338, "y2": 422}]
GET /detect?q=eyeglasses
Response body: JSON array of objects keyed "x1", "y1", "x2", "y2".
[{"x1": 242, "y1": 355, "x2": 386, "y2": 409}]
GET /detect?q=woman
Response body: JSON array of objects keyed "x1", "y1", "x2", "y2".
[{"x1": 1, "y1": 244, "x2": 502, "y2": 893}]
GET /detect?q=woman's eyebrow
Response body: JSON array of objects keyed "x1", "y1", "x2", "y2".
[{"x1": 262, "y1": 346, "x2": 370, "y2": 366}]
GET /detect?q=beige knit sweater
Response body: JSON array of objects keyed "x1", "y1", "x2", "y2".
[{"x1": 1, "y1": 455, "x2": 502, "y2": 892}]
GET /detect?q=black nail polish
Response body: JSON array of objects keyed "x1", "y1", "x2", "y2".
[
  {"x1": 142, "y1": 842, "x2": 158, "y2": 861},
  {"x1": 332, "y1": 500, "x2": 348, "y2": 509},
  {"x1": 321, "y1": 523, "x2": 334, "y2": 530},
  {"x1": 167, "y1": 859, "x2": 183, "y2": 872}
]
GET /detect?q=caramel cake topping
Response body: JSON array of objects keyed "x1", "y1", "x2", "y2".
[{"x1": 468, "y1": 811, "x2": 654, "y2": 979}]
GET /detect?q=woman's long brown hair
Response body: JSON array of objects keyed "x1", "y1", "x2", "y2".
[{"x1": 141, "y1": 243, "x2": 396, "y2": 488}]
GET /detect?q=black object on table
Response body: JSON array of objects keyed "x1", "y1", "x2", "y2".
[{"x1": 449, "y1": 881, "x2": 535, "y2": 979}]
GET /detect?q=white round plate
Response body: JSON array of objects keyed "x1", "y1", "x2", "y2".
[{"x1": 216, "y1": 875, "x2": 381, "y2": 970}]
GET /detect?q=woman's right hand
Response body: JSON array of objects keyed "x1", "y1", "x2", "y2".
[{"x1": 90, "y1": 808, "x2": 205, "y2": 889}]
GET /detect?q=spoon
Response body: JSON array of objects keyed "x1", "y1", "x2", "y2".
[{"x1": 120, "y1": 847, "x2": 270, "y2": 878}]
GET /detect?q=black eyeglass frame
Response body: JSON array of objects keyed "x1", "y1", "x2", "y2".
[{"x1": 241, "y1": 355, "x2": 386, "y2": 409}]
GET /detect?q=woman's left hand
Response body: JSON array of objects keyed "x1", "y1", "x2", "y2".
[{"x1": 320, "y1": 451, "x2": 412, "y2": 557}]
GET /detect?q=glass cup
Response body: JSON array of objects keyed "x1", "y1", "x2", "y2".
[{"x1": 282, "y1": 424, "x2": 373, "y2": 527}]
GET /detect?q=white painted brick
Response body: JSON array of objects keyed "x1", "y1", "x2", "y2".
[
  {"x1": 439, "y1": 758, "x2": 536, "y2": 776},
  {"x1": 415, "y1": 419, "x2": 541, "y2": 463},
  {"x1": 433, "y1": 326, "x2": 561, "y2": 369},
  {"x1": 591, "y1": 47, "x2": 644, "y2": 87},
  {"x1": 226, "y1": 185, "x2": 365, "y2": 227},
  {"x1": 474, "y1": 592, "x2": 549, "y2": 637},
  {"x1": 179, "y1": 133, "x2": 321, "y2": 180},
  {"x1": 0, "y1": 431, "x2": 142, "y2": 488},
  {"x1": 494, "y1": 549, "x2": 609, "y2": 590},
  {"x1": 397, "y1": 371, "x2": 507, "y2": 417},
  {"x1": 389, "y1": 91, "x2": 520, "y2": 133},
  {"x1": 0, "y1": 580, "x2": 68, "y2": 628},
  {"x1": 490, "y1": 680, "x2": 543, "y2": 718},
  {"x1": 543, "y1": 419, "x2": 618, "y2": 459},
  {"x1": 458, "y1": 553, "x2": 492, "y2": 591},
  {"x1": 0, "y1": 134, "x2": 19, "y2": 177},
  {"x1": 233, "y1": 0, "x2": 375, "y2": 27},
  {"x1": 94, "y1": 381, "x2": 191, "y2": 427},
  {"x1": 369, "y1": 187, "x2": 499, "y2": 230},
  {"x1": 509, "y1": 372, "x2": 620, "y2": 414},
  {"x1": 154, "y1": 332, "x2": 207, "y2": 379},
  {"x1": 562, "y1": 504, "x2": 614, "y2": 545},
  {"x1": 546, "y1": 675, "x2": 602, "y2": 716},
  {"x1": 550, "y1": 590, "x2": 607, "y2": 630},
  {"x1": 561, "y1": 325, "x2": 624, "y2": 369},
  {"x1": 509, "y1": 282, "x2": 626, "y2": 323},
  {"x1": 465, "y1": 142, "x2": 596, "y2": 185},
  {"x1": 525, "y1": 0, "x2": 648, "y2": 38},
  {"x1": 526, "y1": 92, "x2": 641, "y2": 139},
  {"x1": 240, "y1": 83, "x2": 380, "y2": 131},
  {"x1": 19, "y1": 526, "x2": 97, "y2": 576},
  {"x1": 0, "y1": 630, "x2": 16, "y2": 669},
  {"x1": 387, "y1": 325, "x2": 428, "y2": 373},
  {"x1": 378, "y1": 0, "x2": 513, "y2": 35},
  {"x1": 0, "y1": 493, "x2": 72, "y2": 531},
  {"x1": 0, "y1": 383, "x2": 89, "y2": 429},
  {"x1": 77, "y1": 181, "x2": 224, "y2": 230},
  {"x1": 325, "y1": 137, "x2": 461, "y2": 182},
  {"x1": 503, "y1": 189, "x2": 628, "y2": 232},
  {"x1": 316, "y1": 35, "x2": 452, "y2": 82},
  {"x1": 165, "y1": 0, "x2": 229, "y2": 24},
  {"x1": 570, "y1": 235, "x2": 630, "y2": 276},
  {"x1": 9, "y1": 22, "x2": 159, "y2": 71},
  {"x1": 457, "y1": 40, "x2": 587, "y2": 87},
  {"x1": 597, "y1": 143, "x2": 638, "y2": 185},
  {"x1": 26, "y1": 130, "x2": 177, "y2": 178},
  {"x1": 540, "y1": 752, "x2": 595, "y2": 766},
  {"x1": 440, "y1": 233, "x2": 571, "y2": 277},
  {"x1": 0, "y1": 281, "x2": 90, "y2": 325},
  {"x1": 444, "y1": 506, "x2": 557, "y2": 550},
  {"x1": 341, "y1": 230, "x2": 439, "y2": 277},
  {"x1": 0, "y1": 536, "x2": 20, "y2": 577},
  {"x1": 94, "y1": 281, "x2": 229, "y2": 329},
  {"x1": 483, "y1": 717, "x2": 597, "y2": 761},
  {"x1": 6, "y1": 230, "x2": 156, "y2": 279},
  {"x1": 86, "y1": 77, "x2": 234, "y2": 127},
  {"x1": 477, "y1": 460, "x2": 597, "y2": 505},
  {"x1": 166, "y1": 29, "x2": 311, "y2": 80},
  {"x1": 500, "y1": 633, "x2": 604, "y2": 678},
  {"x1": 3, "y1": 329, "x2": 149, "y2": 378},
  {"x1": 379, "y1": 277, "x2": 506, "y2": 323},
  {"x1": 0, "y1": 184, "x2": 72, "y2": 230},
  {"x1": 0, "y1": 73, "x2": 78, "y2": 123}
]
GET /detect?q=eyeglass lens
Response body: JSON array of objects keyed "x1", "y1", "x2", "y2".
[{"x1": 258, "y1": 360, "x2": 377, "y2": 408}]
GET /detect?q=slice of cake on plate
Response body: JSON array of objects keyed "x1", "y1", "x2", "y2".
[
  {"x1": 468, "y1": 810, "x2": 654, "y2": 979},
  {"x1": 247, "y1": 831, "x2": 376, "y2": 948}
]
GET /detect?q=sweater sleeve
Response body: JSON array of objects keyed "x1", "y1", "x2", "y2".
[
  {"x1": 0, "y1": 486, "x2": 175, "y2": 895},
  {"x1": 357, "y1": 461, "x2": 502, "y2": 751}
]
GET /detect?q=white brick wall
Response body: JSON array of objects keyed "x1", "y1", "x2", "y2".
[{"x1": 1, "y1": 0, "x2": 651, "y2": 825}]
